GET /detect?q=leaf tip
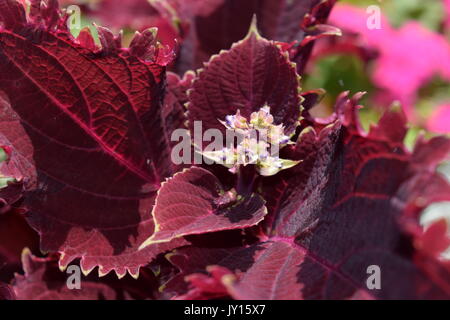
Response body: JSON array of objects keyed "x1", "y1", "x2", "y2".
[
  {"x1": 20, "y1": 247, "x2": 32, "y2": 266},
  {"x1": 80, "y1": 261, "x2": 95, "y2": 277},
  {"x1": 245, "y1": 14, "x2": 262, "y2": 39},
  {"x1": 128, "y1": 268, "x2": 140, "y2": 280},
  {"x1": 98, "y1": 266, "x2": 109, "y2": 278}
]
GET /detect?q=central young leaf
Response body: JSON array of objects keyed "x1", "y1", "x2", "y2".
[{"x1": 187, "y1": 22, "x2": 302, "y2": 138}]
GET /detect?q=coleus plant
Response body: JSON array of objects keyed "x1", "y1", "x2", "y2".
[{"x1": 0, "y1": 0, "x2": 449, "y2": 300}]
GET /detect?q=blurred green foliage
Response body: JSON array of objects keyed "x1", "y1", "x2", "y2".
[
  {"x1": 384, "y1": 0, "x2": 445, "y2": 31},
  {"x1": 303, "y1": 55, "x2": 373, "y2": 104}
]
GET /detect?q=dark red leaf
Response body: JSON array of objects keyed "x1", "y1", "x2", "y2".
[
  {"x1": 0, "y1": 283, "x2": 15, "y2": 300},
  {"x1": 286, "y1": 0, "x2": 338, "y2": 73},
  {"x1": 140, "y1": 167, "x2": 266, "y2": 247},
  {"x1": 416, "y1": 220, "x2": 450, "y2": 259},
  {"x1": 187, "y1": 24, "x2": 301, "y2": 136},
  {"x1": 163, "y1": 245, "x2": 258, "y2": 298},
  {"x1": 414, "y1": 220, "x2": 450, "y2": 295},
  {"x1": 0, "y1": 209, "x2": 40, "y2": 283},
  {"x1": 0, "y1": 180, "x2": 23, "y2": 214},
  {"x1": 257, "y1": 94, "x2": 450, "y2": 299},
  {"x1": 12, "y1": 249, "x2": 118, "y2": 300},
  {"x1": 174, "y1": 265, "x2": 234, "y2": 300},
  {"x1": 0, "y1": 0, "x2": 185, "y2": 278}
]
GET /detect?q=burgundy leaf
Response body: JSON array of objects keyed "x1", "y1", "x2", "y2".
[
  {"x1": 12, "y1": 249, "x2": 118, "y2": 300},
  {"x1": 0, "y1": 209, "x2": 40, "y2": 283},
  {"x1": 260, "y1": 95, "x2": 450, "y2": 299},
  {"x1": 12, "y1": 248, "x2": 166, "y2": 300},
  {"x1": 187, "y1": 23, "x2": 301, "y2": 136},
  {"x1": 414, "y1": 220, "x2": 450, "y2": 295},
  {"x1": 140, "y1": 167, "x2": 266, "y2": 247},
  {"x1": 227, "y1": 241, "x2": 329, "y2": 300},
  {"x1": 0, "y1": 180, "x2": 22, "y2": 214},
  {"x1": 174, "y1": 265, "x2": 234, "y2": 300},
  {"x1": 285, "y1": 0, "x2": 338, "y2": 73},
  {"x1": 163, "y1": 245, "x2": 259, "y2": 298},
  {"x1": 416, "y1": 220, "x2": 450, "y2": 259},
  {"x1": 0, "y1": 283, "x2": 15, "y2": 300},
  {"x1": 0, "y1": 0, "x2": 185, "y2": 278}
]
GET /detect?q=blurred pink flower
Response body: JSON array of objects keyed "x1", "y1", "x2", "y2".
[
  {"x1": 329, "y1": 4, "x2": 450, "y2": 120},
  {"x1": 428, "y1": 104, "x2": 450, "y2": 133},
  {"x1": 328, "y1": 3, "x2": 392, "y2": 46}
]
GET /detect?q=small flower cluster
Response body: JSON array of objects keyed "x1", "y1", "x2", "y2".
[{"x1": 203, "y1": 106, "x2": 300, "y2": 176}]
